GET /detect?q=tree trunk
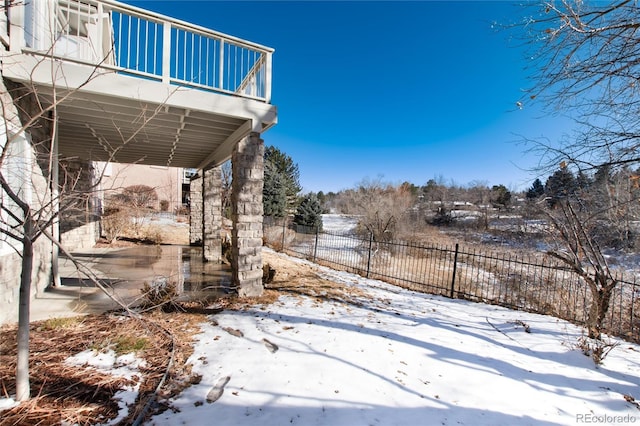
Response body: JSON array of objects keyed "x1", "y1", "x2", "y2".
[
  {"x1": 587, "y1": 284, "x2": 614, "y2": 340},
  {"x1": 16, "y1": 228, "x2": 34, "y2": 401}
]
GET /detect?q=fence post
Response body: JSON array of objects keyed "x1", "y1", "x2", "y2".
[
  {"x1": 313, "y1": 226, "x2": 319, "y2": 262},
  {"x1": 450, "y1": 243, "x2": 459, "y2": 298},
  {"x1": 366, "y1": 233, "x2": 373, "y2": 278},
  {"x1": 630, "y1": 281, "x2": 636, "y2": 340}
]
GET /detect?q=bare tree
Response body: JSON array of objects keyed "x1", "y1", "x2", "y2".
[
  {"x1": 515, "y1": 1, "x2": 640, "y2": 340},
  {"x1": 1, "y1": 61, "x2": 106, "y2": 401},
  {"x1": 0, "y1": 48, "x2": 175, "y2": 402},
  {"x1": 467, "y1": 181, "x2": 492, "y2": 230},
  {"x1": 519, "y1": 0, "x2": 640, "y2": 174},
  {"x1": 543, "y1": 189, "x2": 618, "y2": 340},
  {"x1": 350, "y1": 177, "x2": 414, "y2": 243}
]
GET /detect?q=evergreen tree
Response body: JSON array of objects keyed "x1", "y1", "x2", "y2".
[
  {"x1": 316, "y1": 191, "x2": 329, "y2": 212},
  {"x1": 490, "y1": 184, "x2": 511, "y2": 210},
  {"x1": 526, "y1": 178, "x2": 545, "y2": 199},
  {"x1": 263, "y1": 161, "x2": 287, "y2": 218},
  {"x1": 294, "y1": 193, "x2": 323, "y2": 232},
  {"x1": 264, "y1": 145, "x2": 301, "y2": 203},
  {"x1": 545, "y1": 166, "x2": 577, "y2": 207},
  {"x1": 576, "y1": 170, "x2": 592, "y2": 191},
  {"x1": 263, "y1": 146, "x2": 301, "y2": 217}
]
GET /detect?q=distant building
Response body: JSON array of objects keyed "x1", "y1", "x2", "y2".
[{"x1": 98, "y1": 163, "x2": 196, "y2": 211}]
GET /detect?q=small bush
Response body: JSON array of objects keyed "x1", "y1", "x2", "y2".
[
  {"x1": 263, "y1": 263, "x2": 276, "y2": 284},
  {"x1": 141, "y1": 276, "x2": 178, "y2": 311},
  {"x1": 142, "y1": 226, "x2": 164, "y2": 245},
  {"x1": 102, "y1": 204, "x2": 131, "y2": 243},
  {"x1": 430, "y1": 208, "x2": 453, "y2": 226},
  {"x1": 176, "y1": 205, "x2": 189, "y2": 216},
  {"x1": 160, "y1": 199, "x2": 170, "y2": 211},
  {"x1": 576, "y1": 334, "x2": 619, "y2": 365}
]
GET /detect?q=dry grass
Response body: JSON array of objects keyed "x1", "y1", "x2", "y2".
[{"x1": 0, "y1": 311, "x2": 203, "y2": 426}]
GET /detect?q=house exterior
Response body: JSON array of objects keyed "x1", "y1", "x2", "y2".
[
  {"x1": 98, "y1": 162, "x2": 191, "y2": 211},
  {"x1": 0, "y1": 0, "x2": 277, "y2": 324}
]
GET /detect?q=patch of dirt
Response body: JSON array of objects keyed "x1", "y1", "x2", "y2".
[{"x1": 0, "y1": 249, "x2": 363, "y2": 425}]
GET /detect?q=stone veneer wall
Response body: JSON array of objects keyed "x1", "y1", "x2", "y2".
[
  {"x1": 0, "y1": 245, "x2": 52, "y2": 325},
  {"x1": 59, "y1": 160, "x2": 100, "y2": 251},
  {"x1": 203, "y1": 166, "x2": 222, "y2": 262},
  {"x1": 189, "y1": 174, "x2": 203, "y2": 245},
  {"x1": 60, "y1": 222, "x2": 99, "y2": 251},
  {"x1": 231, "y1": 132, "x2": 264, "y2": 297}
]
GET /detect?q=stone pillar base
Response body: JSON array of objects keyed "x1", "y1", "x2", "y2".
[
  {"x1": 203, "y1": 166, "x2": 222, "y2": 262},
  {"x1": 189, "y1": 174, "x2": 203, "y2": 246},
  {"x1": 231, "y1": 132, "x2": 264, "y2": 297}
]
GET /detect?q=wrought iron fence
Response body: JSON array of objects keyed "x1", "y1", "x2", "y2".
[{"x1": 264, "y1": 219, "x2": 640, "y2": 344}]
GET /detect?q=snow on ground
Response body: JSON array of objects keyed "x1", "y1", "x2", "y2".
[
  {"x1": 148, "y1": 250, "x2": 640, "y2": 426},
  {"x1": 322, "y1": 214, "x2": 358, "y2": 234},
  {"x1": 66, "y1": 349, "x2": 147, "y2": 425},
  {"x1": 0, "y1": 397, "x2": 18, "y2": 412}
]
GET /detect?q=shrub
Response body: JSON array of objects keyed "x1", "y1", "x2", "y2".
[
  {"x1": 141, "y1": 276, "x2": 179, "y2": 311},
  {"x1": 294, "y1": 193, "x2": 323, "y2": 232},
  {"x1": 102, "y1": 204, "x2": 130, "y2": 243}
]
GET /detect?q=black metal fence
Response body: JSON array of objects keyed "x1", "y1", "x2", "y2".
[{"x1": 264, "y1": 219, "x2": 640, "y2": 344}]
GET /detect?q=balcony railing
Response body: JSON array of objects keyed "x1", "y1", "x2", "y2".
[{"x1": 2, "y1": 0, "x2": 273, "y2": 102}]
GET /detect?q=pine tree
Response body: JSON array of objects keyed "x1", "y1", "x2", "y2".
[
  {"x1": 545, "y1": 167, "x2": 577, "y2": 207},
  {"x1": 263, "y1": 146, "x2": 301, "y2": 217},
  {"x1": 294, "y1": 193, "x2": 323, "y2": 232},
  {"x1": 526, "y1": 178, "x2": 545, "y2": 199},
  {"x1": 264, "y1": 145, "x2": 301, "y2": 202},
  {"x1": 491, "y1": 184, "x2": 511, "y2": 210},
  {"x1": 263, "y1": 161, "x2": 287, "y2": 218}
]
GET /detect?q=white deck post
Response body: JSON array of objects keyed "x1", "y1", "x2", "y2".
[
  {"x1": 218, "y1": 40, "x2": 225, "y2": 90},
  {"x1": 162, "y1": 21, "x2": 172, "y2": 84},
  {"x1": 51, "y1": 110, "x2": 61, "y2": 288},
  {"x1": 8, "y1": 1, "x2": 25, "y2": 52},
  {"x1": 265, "y1": 52, "x2": 272, "y2": 103}
]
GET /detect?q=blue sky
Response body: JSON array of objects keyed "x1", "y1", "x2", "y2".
[{"x1": 126, "y1": 0, "x2": 570, "y2": 193}]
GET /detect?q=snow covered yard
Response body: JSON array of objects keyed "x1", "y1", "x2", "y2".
[{"x1": 149, "y1": 249, "x2": 640, "y2": 426}]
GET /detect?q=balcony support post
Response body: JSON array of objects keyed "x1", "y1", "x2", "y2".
[
  {"x1": 203, "y1": 165, "x2": 222, "y2": 262},
  {"x1": 189, "y1": 172, "x2": 204, "y2": 246},
  {"x1": 231, "y1": 131, "x2": 264, "y2": 297}
]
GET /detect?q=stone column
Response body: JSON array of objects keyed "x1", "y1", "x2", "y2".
[
  {"x1": 231, "y1": 132, "x2": 264, "y2": 297},
  {"x1": 189, "y1": 174, "x2": 203, "y2": 246},
  {"x1": 203, "y1": 166, "x2": 222, "y2": 262}
]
